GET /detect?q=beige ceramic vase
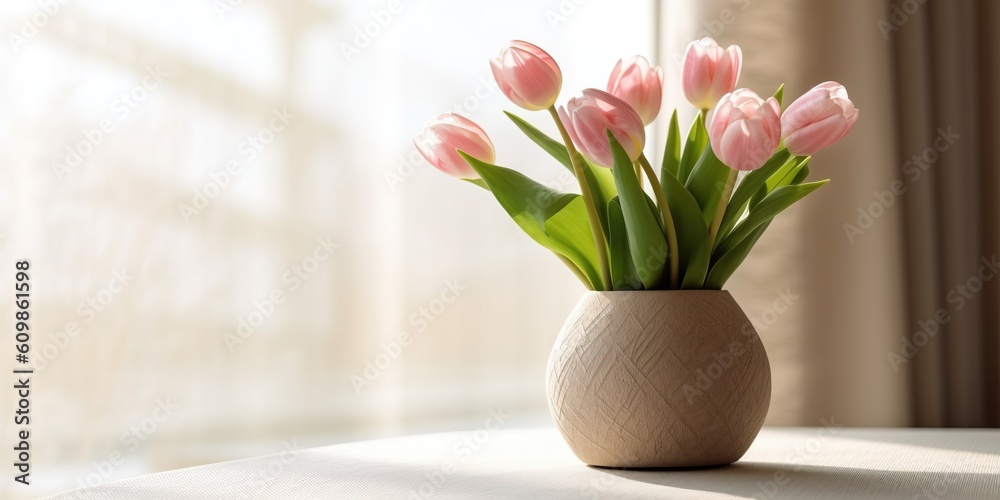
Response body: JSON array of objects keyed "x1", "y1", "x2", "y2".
[{"x1": 546, "y1": 290, "x2": 771, "y2": 468}]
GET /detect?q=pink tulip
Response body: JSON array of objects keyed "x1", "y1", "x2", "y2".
[
  {"x1": 709, "y1": 89, "x2": 781, "y2": 171},
  {"x1": 414, "y1": 113, "x2": 494, "y2": 179},
  {"x1": 606, "y1": 55, "x2": 664, "y2": 126},
  {"x1": 490, "y1": 40, "x2": 562, "y2": 111},
  {"x1": 559, "y1": 89, "x2": 645, "y2": 168},
  {"x1": 781, "y1": 81, "x2": 859, "y2": 156},
  {"x1": 682, "y1": 37, "x2": 742, "y2": 111}
]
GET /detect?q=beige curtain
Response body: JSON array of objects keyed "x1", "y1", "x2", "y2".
[
  {"x1": 662, "y1": 0, "x2": 999, "y2": 427},
  {"x1": 893, "y1": 0, "x2": 1000, "y2": 427}
]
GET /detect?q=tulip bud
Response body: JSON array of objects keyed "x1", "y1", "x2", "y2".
[
  {"x1": 414, "y1": 113, "x2": 494, "y2": 179},
  {"x1": 682, "y1": 37, "x2": 742, "y2": 111},
  {"x1": 559, "y1": 89, "x2": 645, "y2": 168},
  {"x1": 709, "y1": 89, "x2": 781, "y2": 171},
  {"x1": 781, "y1": 81, "x2": 860, "y2": 156},
  {"x1": 490, "y1": 40, "x2": 562, "y2": 111},
  {"x1": 606, "y1": 55, "x2": 664, "y2": 126}
]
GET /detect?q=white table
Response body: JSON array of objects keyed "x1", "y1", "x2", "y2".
[{"x1": 46, "y1": 428, "x2": 1000, "y2": 499}]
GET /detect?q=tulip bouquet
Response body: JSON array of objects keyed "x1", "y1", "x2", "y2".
[{"x1": 415, "y1": 38, "x2": 858, "y2": 291}]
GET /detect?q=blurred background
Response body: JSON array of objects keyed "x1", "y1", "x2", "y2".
[{"x1": 0, "y1": 0, "x2": 996, "y2": 497}]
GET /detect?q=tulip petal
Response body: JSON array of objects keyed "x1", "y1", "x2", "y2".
[
  {"x1": 605, "y1": 55, "x2": 663, "y2": 125},
  {"x1": 709, "y1": 89, "x2": 779, "y2": 171},
  {"x1": 509, "y1": 40, "x2": 560, "y2": 76},
  {"x1": 490, "y1": 57, "x2": 531, "y2": 109},
  {"x1": 607, "y1": 58, "x2": 624, "y2": 92},
  {"x1": 414, "y1": 114, "x2": 494, "y2": 179},
  {"x1": 780, "y1": 81, "x2": 858, "y2": 155},
  {"x1": 705, "y1": 45, "x2": 741, "y2": 109},
  {"x1": 785, "y1": 114, "x2": 845, "y2": 156},
  {"x1": 495, "y1": 42, "x2": 562, "y2": 110},
  {"x1": 563, "y1": 89, "x2": 646, "y2": 168}
]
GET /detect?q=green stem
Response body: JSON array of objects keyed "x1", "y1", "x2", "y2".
[
  {"x1": 709, "y1": 168, "x2": 738, "y2": 249},
  {"x1": 547, "y1": 106, "x2": 611, "y2": 291},
  {"x1": 638, "y1": 154, "x2": 679, "y2": 290},
  {"x1": 635, "y1": 163, "x2": 644, "y2": 188},
  {"x1": 556, "y1": 254, "x2": 594, "y2": 290}
]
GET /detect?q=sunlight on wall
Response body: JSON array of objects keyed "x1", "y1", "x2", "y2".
[{"x1": 0, "y1": 0, "x2": 654, "y2": 496}]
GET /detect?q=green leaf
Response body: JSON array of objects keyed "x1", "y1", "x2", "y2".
[
  {"x1": 504, "y1": 111, "x2": 571, "y2": 172},
  {"x1": 461, "y1": 152, "x2": 603, "y2": 290},
  {"x1": 714, "y1": 179, "x2": 830, "y2": 259},
  {"x1": 503, "y1": 111, "x2": 617, "y2": 236},
  {"x1": 544, "y1": 196, "x2": 606, "y2": 286},
  {"x1": 773, "y1": 84, "x2": 785, "y2": 107},
  {"x1": 705, "y1": 220, "x2": 772, "y2": 289},
  {"x1": 463, "y1": 178, "x2": 490, "y2": 190},
  {"x1": 677, "y1": 113, "x2": 707, "y2": 184},
  {"x1": 685, "y1": 146, "x2": 732, "y2": 226},
  {"x1": 608, "y1": 133, "x2": 667, "y2": 289},
  {"x1": 607, "y1": 197, "x2": 643, "y2": 290},
  {"x1": 581, "y1": 159, "x2": 617, "y2": 236},
  {"x1": 705, "y1": 148, "x2": 810, "y2": 290},
  {"x1": 749, "y1": 155, "x2": 806, "y2": 209},
  {"x1": 716, "y1": 150, "x2": 792, "y2": 245},
  {"x1": 661, "y1": 168, "x2": 711, "y2": 289},
  {"x1": 750, "y1": 183, "x2": 768, "y2": 208},
  {"x1": 766, "y1": 156, "x2": 806, "y2": 191},
  {"x1": 777, "y1": 156, "x2": 810, "y2": 187},
  {"x1": 790, "y1": 163, "x2": 810, "y2": 185},
  {"x1": 584, "y1": 158, "x2": 618, "y2": 197},
  {"x1": 555, "y1": 254, "x2": 593, "y2": 289},
  {"x1": 661, "y1": 110, "x2": 681, "y2": 180}
]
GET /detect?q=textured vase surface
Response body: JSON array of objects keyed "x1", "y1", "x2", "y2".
[{"x1": 546, "y1": 290, "x2": 771, "y2": 468}]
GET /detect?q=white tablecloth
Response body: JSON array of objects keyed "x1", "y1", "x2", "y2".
[{"x1": 45, "y1": 427, "x2": 1000, "y2": 499}]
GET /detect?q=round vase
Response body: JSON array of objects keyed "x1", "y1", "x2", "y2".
[{"x1": 546, "y1": 290, "x2": 771, "y2": 468}]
